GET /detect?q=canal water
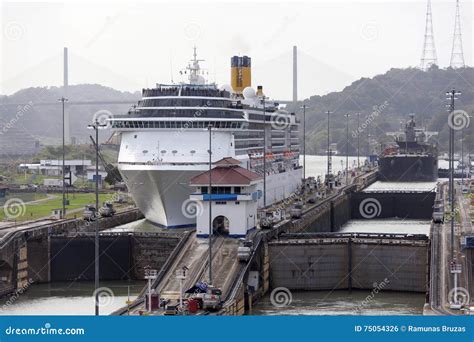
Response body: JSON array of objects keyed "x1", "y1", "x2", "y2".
[
  {"x1": 252, "y1": 290, "x2": 425, "y2": 315},
  {"x1": 0, "y1": 281, "x2": 145, "y2": 316},
  {"x1": 0, "y1": 156, "x2": 427, "y2": 315},
  {"x1": 341, "y1": 219, "x2": 431, "y2": 235}
]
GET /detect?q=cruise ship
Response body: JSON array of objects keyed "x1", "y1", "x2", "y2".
[{"x1": 110, "y1": 49, "x2": 302, "y2": 228}]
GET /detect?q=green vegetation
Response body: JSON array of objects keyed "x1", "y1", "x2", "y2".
[
  {"x1": 0, "y1": 192, "x2": 47, "y2": 206},
  {"x1": 9, "y1": 173, "x2": 60, "y2": 185},
  {"x1": 287, "y1": 66, "x2": 474, "y2": 155},
  {"x1": 0, "y1": 193, "x2": 111, "y2": 221},
  {"x1": 0, "y1": 84, "x2": 139, "y2": 147}
]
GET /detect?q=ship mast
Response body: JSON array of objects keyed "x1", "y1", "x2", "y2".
[{"x1": 186, "y1": 46, "x2": 205, "y2": 84}]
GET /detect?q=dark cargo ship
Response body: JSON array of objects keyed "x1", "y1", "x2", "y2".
[{"x1": 379, "y1": 114, "x2": 438, "y2": 182}]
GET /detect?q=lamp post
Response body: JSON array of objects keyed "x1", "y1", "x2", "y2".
[
  {"x1": 344, "y1": 113, "x2": 350, "y2": 185},
  {"x1": 207, "y1": 124, "x2": 213, "y2": 285},
  {"x1": 446, "y1": 88, "x2": 461, "y2": 264},
  {"x1": 58, "y1": 97, "x2": 68, "y2": 218},
  {"x1": 144, "y1": 267, "x2": 157, "y2": 313},
  {"x1": 88, "y1": 119, "x2": 106, "y2": 316},
  {"x1": 326, "y1": 110, "x2": 332, "y2": 176},
  {"x1": 355, "y1": 113, "x2": 360, "y2": 168},
  {"x1": 461, "y1": 123, "x2": 464, "y2": 185},
  {"x1": 262, "y1": 96, "x2": 267, "y2": 207},
  {"x1": 301, "y1": 104, "x2": 307, "y2": 180}
]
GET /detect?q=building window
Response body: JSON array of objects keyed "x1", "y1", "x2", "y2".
[
  {"x1": 235, "y1": 201, "x2": 240, "y2": 205},
  {"x1": 211, "y1": 186, "x2": 231, "y2": 194},
  {"x1": 216, "y1": 201, "x2": 227, "y2": 205},
  {"x1": 201, "y1": 186, "x2": 208, "y2": 194},
  {"x1": 234, "y1": 187, "x2": 241, "y2": 194}
]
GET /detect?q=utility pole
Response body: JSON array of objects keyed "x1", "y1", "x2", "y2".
[
  {"x1": 449, "y1": 0, "x2": 465, "y2": 68},
  {"x1": 326, "y1": 111, "x2": 332, "y2": 176},
  {"x1": 262, "y1": 96, "x2": 267, "y2": 207},
  {"x1": 58, "y1": 97, "x2": 68, "y2": 218},
  {"x1": 446, "y1": 89, "x2": 461, "y2": 263},
  {"x1": 345, "y1": 113, "x2": 350, "y2": 185},
  {"x1": 461, "y1": 124, "x2": 464, "y2": 185},
  {"x1": 208, "y1": 124, "x2": 213, "y2": 285},
  {"x1": 88, "y1": 119, "x2": 106, "y2": 316},
  {"x1": 301, "y1": 104, "x2": 307, "y2": 180},
  {"x1": 356, "y1": 113, "x2": 360, "y2": 168},
  {"x1": 420, "y1": 0, "x2": 438, "y2": 70}
]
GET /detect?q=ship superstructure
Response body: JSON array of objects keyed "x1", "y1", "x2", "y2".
[
  {"x1": 379, "y1": 114, "x2": 438, "y2": 182},
  {"x1": 110, "y1": 49, "x2": 302, "y2": 227}
]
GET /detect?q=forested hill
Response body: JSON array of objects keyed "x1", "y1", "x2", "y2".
[
  {"x1": 286, "y1": 66, "x2": 474, "y2": 154},
  {"x1": 1, "y1": 67, "x2": 473, "y2": 153},
  {"x1": 0, "y1": 84, "x2": 139, "y2": 144}
]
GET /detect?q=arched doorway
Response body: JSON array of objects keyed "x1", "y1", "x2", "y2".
[{"x1": 212, "y1": 216, "x2": 230, "y2": 235}]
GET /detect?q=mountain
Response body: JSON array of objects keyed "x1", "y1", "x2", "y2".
[
  {"x1": 1, "y1": 66, "x2": 473, "y2": 157},
  {"x1": 285, "y1": 66, "x2": 474, "y2": 155},
  {"x1": 0, "y1": 84, "x2": 140, "y2": 147}
]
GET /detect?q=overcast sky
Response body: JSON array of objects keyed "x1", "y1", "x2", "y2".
[{"x1": 1, "y1": 0, "x2": 472, "y2": 100}]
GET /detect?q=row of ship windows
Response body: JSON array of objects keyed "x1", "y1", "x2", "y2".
[
  {"x1": 234, "y1": 133, "x2": 298, "y2": 140},
  {"x1": 235, "y1": 148, "x2": 300, "y2": 155},
  {"x1": 142, "y1": 88, "x2": 230, "y2": 98},
  {"x1": 132, "y1": 109, "x2": 245, "y2": 119},
  {"x1": 112, "y1": 121, "x2": 245, "y2": 129},
  {"x1": 138, "y1": 99, "x2": 230, "y2": 108},
  {"x1": 130, "y1": 109, "x2": 284, "y2": 121},
  {"x1": 234, "y1": 142, "x2": 300, "y2": 149},
  {"x1": 112, "y1": 120, "x2": 300, "y2": 131}
]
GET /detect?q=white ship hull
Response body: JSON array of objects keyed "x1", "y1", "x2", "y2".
[
  {"x1": 120, "y1": 165, "x2": 202, "y2": 227},
  {"x1": 120, "y1": 163, "x2": 302, "y2": 228}
]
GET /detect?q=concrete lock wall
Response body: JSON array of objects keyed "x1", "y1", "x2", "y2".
[
  {"x1": 50, "y1": 235, "x2": 181, "y2": 281},
  {"x1": 284, "y1": 193, "x2": 352, "y2": 234},
  {"x1": 351, "y1": 243, "x2": 428, "y2": 291},
  {"x1": 351, "y1": 192, "x2": 436, "y2": 220},
  {"x1": 27, "y1": 236, "x2": 50, "y2": 283},
  {"x1": 51, "y1": 236, "x2": 132, "y2": 281},
  {"x1": 269, "y1": 243, "x2": 349, "y2": 290},
  {"x1": 269, "y1": 239, "x2": 428, "y2": 292},
  {"x1": 130, "y1": 236, "x2": 181, "y2": 280}
]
